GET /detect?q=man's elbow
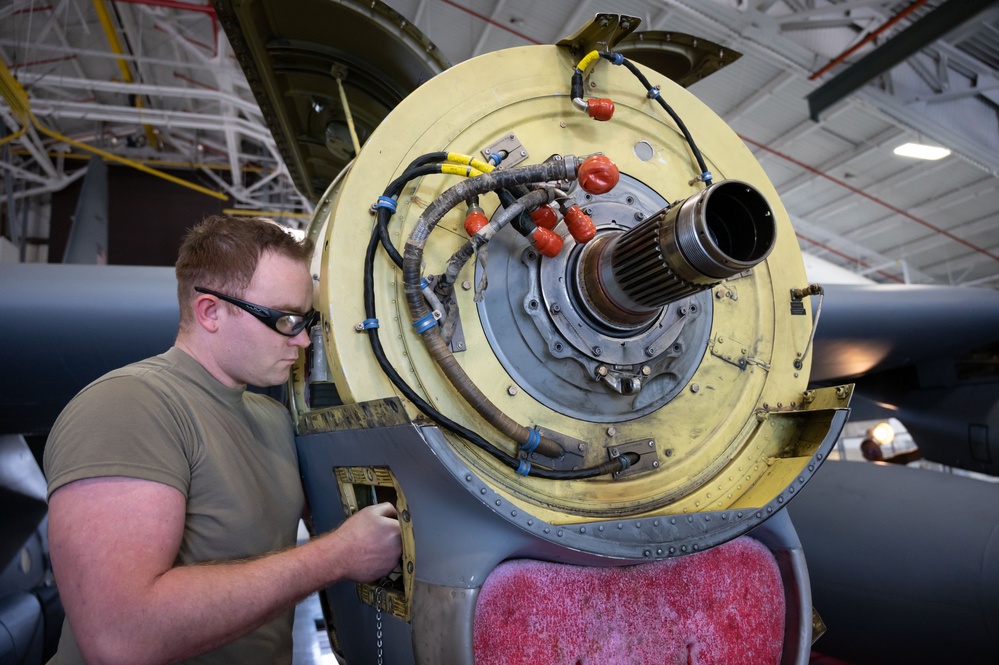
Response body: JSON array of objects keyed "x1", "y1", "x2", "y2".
[{"x1": 76, "y1": 633, "x2": 165, "y2": 665}]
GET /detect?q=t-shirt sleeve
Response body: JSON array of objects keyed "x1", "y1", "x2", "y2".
[{"x1": 44, "y1": 374, "x2": 194, "y2": 499}]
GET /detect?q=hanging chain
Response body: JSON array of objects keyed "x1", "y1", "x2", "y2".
[{"x1": 374, "y1": 586, "x2": 384, "y2": 665}]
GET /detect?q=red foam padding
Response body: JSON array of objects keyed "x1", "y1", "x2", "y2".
[{"x1": 473, "y1": 536, "x2": 785, "y2": 665}]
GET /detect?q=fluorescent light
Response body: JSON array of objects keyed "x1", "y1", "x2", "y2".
[{"x1": 893, "y1": 142, "x2": 951, "y2": 160}]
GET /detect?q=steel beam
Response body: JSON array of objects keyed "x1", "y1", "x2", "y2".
[{"x1": 807, "y1": 0, "x2": 999, "y2": 120}]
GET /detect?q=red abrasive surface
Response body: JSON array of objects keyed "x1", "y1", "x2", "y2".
[{"x1": 473, "y1": 536, "x2": 785, "y2": 665}]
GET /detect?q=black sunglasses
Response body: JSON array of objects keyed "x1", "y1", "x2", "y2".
[{"x1": 194, "y1": 286, "x2": 319, "y2": 337}]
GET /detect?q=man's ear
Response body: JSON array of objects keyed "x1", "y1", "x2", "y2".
[{"x1": 192, "y1": 294, "x2": 222, "y2": 333}]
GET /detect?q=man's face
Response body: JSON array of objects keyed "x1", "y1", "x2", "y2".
[{"x1": 213, "y1": 250, "x2": 314, "y2": 388}]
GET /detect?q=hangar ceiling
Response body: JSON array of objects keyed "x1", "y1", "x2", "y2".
[{"x1": 1, "y1": 0, "x2": 998, "y2": 288}]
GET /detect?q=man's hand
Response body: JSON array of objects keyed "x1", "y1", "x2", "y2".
[{"x1": 322, "y1": 502, "x2": 402, "y2": 583}]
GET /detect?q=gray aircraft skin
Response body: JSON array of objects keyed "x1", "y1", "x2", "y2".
[{"x1": 3, "y1": 4, "x2": 999, "y2": 665}]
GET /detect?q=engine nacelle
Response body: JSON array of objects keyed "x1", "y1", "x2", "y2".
[{"x1": 280, "y1": 12, "x2": 850, "y2": 665}]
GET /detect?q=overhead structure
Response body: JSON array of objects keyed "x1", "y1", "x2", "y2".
[
  {"x1": 807, "y1": 0, "x2": 999, "y2": 121},
  {"x1": 212, "y1": 0, "x2": 449, "y2": 202}
]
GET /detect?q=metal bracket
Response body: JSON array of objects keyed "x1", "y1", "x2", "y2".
[
  {"x1": 530, "y1": 427, "x2": 586, "y2": 471},
  {"x1": 556, "y1": 13, "x2": 643, "y2": 57},
  {"x1": 710, "y1": 333, "x2": 771, "y2": 371},
  {"x1": 481, "y1": 133, "x2": 528, "y2": 169},
  {"x1": 424, "y1": 274, "x2": 466, "y2": 352},
  {"x1": 608, "y1": 438, "x2": 660, "y2": 479}
]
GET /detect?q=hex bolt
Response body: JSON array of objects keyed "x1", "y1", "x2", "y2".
[
  {"x1": 678, "y1": 306, "x2": 687, "y2": 316},
  {"x1": 606, "y1": 427, "x2": 617, "y2": 437},
  {"x1": 596, "y1": 365, "x2": 608, "y2": 377},
  {"x1": 634, "y1": 211, "x2": 645, "y2": 221},
  {"x1": 690, "y1": 383, "x2": 700, "y2": 393},
  {"x1": 641, "y1": 366, "x2": 651, "y2": 376},
  {"x1": 461, "y1": 281, "x2": 472, "y2": 291},
  {"x1": 507, "y1": 385, "x2": 519, "y2": 396},
  {"x1": 550, "y1": 303, "x2": 561, "y2": 314}
]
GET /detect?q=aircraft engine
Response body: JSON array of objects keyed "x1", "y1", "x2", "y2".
[{"x1": 280, "y1": 12, "x2": 851, "y2": 665}]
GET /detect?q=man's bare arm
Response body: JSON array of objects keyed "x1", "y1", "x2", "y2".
[{"x1": 48, "y1": 476, "x2": 400, "y2": 665}]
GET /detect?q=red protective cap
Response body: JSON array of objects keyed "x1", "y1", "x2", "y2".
[
  {"x1": 530, "y1": 204, "x2": 559, "y2": 230},
  {"x1": 577, "y1": 155, "x2": 620, "y2": 195},
  {"x1": 529, "y1": 226, "x2": 563, "y2": 258},
  {"x1": 587, "y1": 98, "x2": 615, "y2": 121},
  {"x1": 564, "y1": 206, "x2": 596, "y2": 244},
  {"x1": 464, "y1": 209, "x2": 489, "y2": 236}
]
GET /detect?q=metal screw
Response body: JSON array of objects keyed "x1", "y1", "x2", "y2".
[
  {"x1": 665, "y1": 449, "x2": 673, "y2": 457},
  {"x1": 550, "y1": 303, "x2": 561, "y2": 314},
  {"x1": 606, "y1": 427, "x2": 616, "y2": 437},
  {"x1": 641, "y1": 366, "x2": 651, "y2": 376},
  {"x1": 592, "y1": 346, "x2": 602, "y2": 356},
  {"x1": 559, "y1": 120, "x2": 567, "y2": 128},
  {"x1": 652, "y1": 460, "x2": 660, "y2": 468},
  {"x1": 596, "y1": 365, "x2": 608, "y2": 377},
  {"x1": 461, "y1": 281, "x2": 471, "y2": 290},
  {"x1": 645, "y1": 346, "x2": 655, "y2": 357},
  {"x1": 634, "y1": 211, "x2": 645, "y2": 221},
  {"x1": 507, "y1": 385, "x2": 518, "y2": 396},
  {"x1": 690, "y1": 383, "x2": 699, "y2": 393},
  {"x1": 678, "y1": 306, "x2": 687, "y2": 316}
]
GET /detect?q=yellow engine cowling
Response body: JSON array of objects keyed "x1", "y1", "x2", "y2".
[{"x1": 296, "y1": 28, "x2": 849, "y2": 530}]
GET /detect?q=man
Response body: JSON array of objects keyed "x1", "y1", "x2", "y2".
[{"x1": 44, "y1": 215, "x2": 401, "y2": 665}]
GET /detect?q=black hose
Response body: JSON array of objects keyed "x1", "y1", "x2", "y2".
[
  {"x1": 378, "y1": 159, "x2": 452, "y2": 268},
  {"x1": 497, "y1": 189, "x2": 536, "y2": 237},
  {"x1": 599, "y1": 51, "x2": 712, "y2": 186}
]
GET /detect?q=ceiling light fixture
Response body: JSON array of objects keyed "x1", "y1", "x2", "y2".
[{"x1": 893, "y1": 142, "x2": 951, "y2": 160}]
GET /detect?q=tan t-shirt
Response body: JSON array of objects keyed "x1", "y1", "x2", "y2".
[{"x1": 44, "y1": 346, "x2": 305, "y2": 665}]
